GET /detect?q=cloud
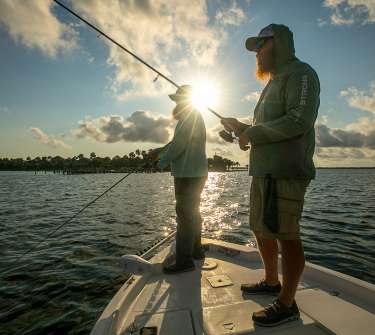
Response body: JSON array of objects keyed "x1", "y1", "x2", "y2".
[
  {"x1": 0, "y1": 0, "x2": 77, "y2": 57},
  {"x1": 314, "y1": 80, "x2": 375, "y2": 165},
  {"x1": 316, "y1": 113, "x2": 375, "y2": 149},
  {"x1": 316, "y1": 123, "x2": 368, "y2": 147},
  {"x1": 30, "y1": 127, "x2": 72, "y2": 149},
  {"x1": 323, "y1": 0, "x2": 375, "y2": 25},
  {"x1": 317, "y1": 17, "x2": 328, "y2": 26},
  {"x1": 315, "y1": 147, "x2": 371, "y2": 159},
  {"x1": 242, "y1": 91, "x2": 261, "y2": 102},
  {"x1": 0, "y1": 1, "x2": 249, "y2": 99},
  {"x1": 321, "y1": 81, "x2": 375, "y2": 149},
  {"x1": 212, "y1": 146, "x2": 234, "y2": 158},
  {"x1": 340, "y1": 81, "x2": 375, "y2": 114},
  {"x1": 74, "y1": 111, "x2": 173, "y2": 144},
  {"x1": 74, "y1": 112, "x2": 244, "y2": 146},
  {"x1": 345, "y1": 116, "x2": 375, "y2": 134},
  {"x1": 71, "y1": 0, "x2": 229, "y2": 100},
  {"x1": 317, "y1": 114, "x2": 329, "y2": 125},
  {"x1": 215, "y1": 1, "x2": 247, "y2": 26},
  {"x1": 314, "y1": 147, "x2": 375, "y2": 167},
  {"x1": 0, "y1": 106, "x2": 11, "y2": 114},
  {"x1": 206, "y1": 123, "x2": 227, "y2": 144}
]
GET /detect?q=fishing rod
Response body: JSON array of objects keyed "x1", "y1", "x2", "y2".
[{"x1": 53, "y1": 0, "x2": 223, "y2": 120}]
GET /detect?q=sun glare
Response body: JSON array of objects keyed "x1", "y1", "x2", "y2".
[{"x1": 191, "y1": 80, "x2": 219, "y2": 112}]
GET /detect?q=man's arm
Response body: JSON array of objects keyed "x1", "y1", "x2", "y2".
[
  {"x1": 148, "y1": 143, "x2": 171, "y2": 161},
  {"x1": 221, "y1": 118, "x2": 249, "y2": 137},
  {"x1": 243, "y1": 70, "x2": 320, "y2": 145},
  {"x1": 158, "y1": 113, "x2": 196, "y2": 169}
]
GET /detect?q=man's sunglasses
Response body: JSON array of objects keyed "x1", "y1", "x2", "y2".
[{"x1": 255, "y1": 37, "x2": 273, "y2": 51}]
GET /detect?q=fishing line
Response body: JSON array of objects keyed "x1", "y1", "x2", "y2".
[
  {"x1": 53, "y1": 0, "x2": 223, "y2": 120},
  {"x1": 2, "y1": 172, "x2": 133, "y2": 276}
]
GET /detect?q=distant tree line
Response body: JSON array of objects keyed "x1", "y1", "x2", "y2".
[{"x1": 0, "y1": 151, "x2": 241, "y2": 173}]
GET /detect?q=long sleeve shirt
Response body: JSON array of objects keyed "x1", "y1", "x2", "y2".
[{"x1": 158, "y1": 110, "x2": 208, "y2": 178}]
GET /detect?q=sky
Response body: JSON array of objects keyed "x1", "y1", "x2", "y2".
[{"x1": 0, "y1": 0, "x2": 375, "y2": 167}]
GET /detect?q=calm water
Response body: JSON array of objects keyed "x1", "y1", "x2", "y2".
[{"x1": 1, "y1": 170, "x2": 374, "y2": 334}]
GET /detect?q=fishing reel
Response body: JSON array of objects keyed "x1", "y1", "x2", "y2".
[{"x1": 219, "y1": 129, "x2": 237, "y2": 143}]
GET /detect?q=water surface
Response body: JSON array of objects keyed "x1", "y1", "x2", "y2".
[{"x1": 1, "y1": 170, "x2": 374, "y2": 334}]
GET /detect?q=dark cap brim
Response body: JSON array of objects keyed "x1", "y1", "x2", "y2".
[{"x1": 245, "y1": 37, "x2": 261, "y2": 52}]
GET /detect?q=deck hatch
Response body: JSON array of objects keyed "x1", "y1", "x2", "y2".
[
  {"x1": 124, "y1": 310, "x2": 194, "y2": 335},
  {"x1": 207, "y1": 274, "x2": 233, "y2": 288}
]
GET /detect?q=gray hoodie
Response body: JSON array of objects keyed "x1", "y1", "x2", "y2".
[{"x1": 245, "y1": 24, "x2": 320, "y2": 179}]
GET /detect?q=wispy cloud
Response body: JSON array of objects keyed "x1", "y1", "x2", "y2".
[
  {"x1": 242, "y1": 91, "x2": 261, "y2": 103},
  {"x1": 74, "y1": 111, "x2": 173, "y2": 144},
  {"x1": 215, "y1": 1, "x2": 247, "y2": 26},
  {"x1": 323, "y1": 0, "x2": 375, "y2": 25},
  {"x1": 30, "y1": 127, "x2": 72, "y2": 149},
  {"x1": 72, "y1": 0, "x2": 234, "y2": 100},
  {"x1": 0, "y1": 1, "x2": 249, "y2": 99},
  {"x1": 0, "y1": 106, "x2": 11, "y2": 114},
  {"x1": 315, "y1": 147, "x2": 374, "y2": 159},
  {"x1": 314, "y1": 147, "x2": 375, "y2": 167},
  {"x1": 0, "y1": 0, "x2": 77, "y2": 57},
  {"x1": 340, "y1": 81, "x2": 375, "y2": 115}
]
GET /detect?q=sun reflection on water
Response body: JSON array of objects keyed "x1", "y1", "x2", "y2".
[
  {"x1": 160, "y1": 172, "x2": 253, "y2": 245},
  {"x1": 199, "y1": 172, "x2": 252, "y2": 245}
]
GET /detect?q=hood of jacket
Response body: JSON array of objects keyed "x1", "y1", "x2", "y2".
[{"x1": 269, "y1": 24, "x2": 298, "y2": 75}]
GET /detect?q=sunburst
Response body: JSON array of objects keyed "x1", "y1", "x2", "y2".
[{"x1": 190, "y1": 80, "x2": 219, "y2": 112}]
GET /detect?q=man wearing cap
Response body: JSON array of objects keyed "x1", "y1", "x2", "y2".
[
  {"x1": 150, "y1": 85, "x2": 208, "y2": 274},
  {"x1": 221, "y1": 24, "x2": 320, "y2": 326}
]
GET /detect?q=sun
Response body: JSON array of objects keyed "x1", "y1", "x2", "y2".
[{"x1": 190, "y1": 80, "x2": 219, "y2": 112}]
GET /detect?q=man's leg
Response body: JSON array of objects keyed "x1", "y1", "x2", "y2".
[
  {"x1": 192, "y1": 177, "x2": 206, "y2": 256},
  {"x1": 164, "y1": 179, "x2": 196, "y2": 274},
  {"x1": 251, "y1": 179, "x2": 309, "y2": 326},
  {"x1": 254, "y1": 233, "x2": 279, "y2": 285},
  {"x1": 278, "y1": 238, "x2": 305, "y2": 306},
  {"x1": 245, "y1": 177, "x2": 280, "y2": 290},
  {"x1": 174, "y1": 178, "x2": 195, "y2": 266},
  {"x1": 252, "y1": 236, "x2": 303, "y2": 326}
]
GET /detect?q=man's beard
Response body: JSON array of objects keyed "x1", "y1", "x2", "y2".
[{"x1": 255, "y1": 53, "x2": 273, "y2": 81}]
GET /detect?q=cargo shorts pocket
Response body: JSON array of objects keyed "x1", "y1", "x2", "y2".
[{"x1": 277, "y1": 197, "x2": 303, "y2": 233}]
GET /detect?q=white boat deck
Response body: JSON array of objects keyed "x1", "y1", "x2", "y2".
[{"x1": 91, "y1": 239, "x2": 375, "y2": 335}]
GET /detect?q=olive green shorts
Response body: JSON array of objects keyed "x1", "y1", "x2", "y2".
[{"x1": 249, "y1": 177, "x2": 310, "y2": 240}]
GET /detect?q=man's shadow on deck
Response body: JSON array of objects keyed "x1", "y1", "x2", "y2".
[{"x1": 130, "y1": 248, "x2": 203, "y2": 334}]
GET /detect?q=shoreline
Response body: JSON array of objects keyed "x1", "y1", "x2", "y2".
[{"x1": 1, "y1": 166, "x2": 375, "y2": 174}]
